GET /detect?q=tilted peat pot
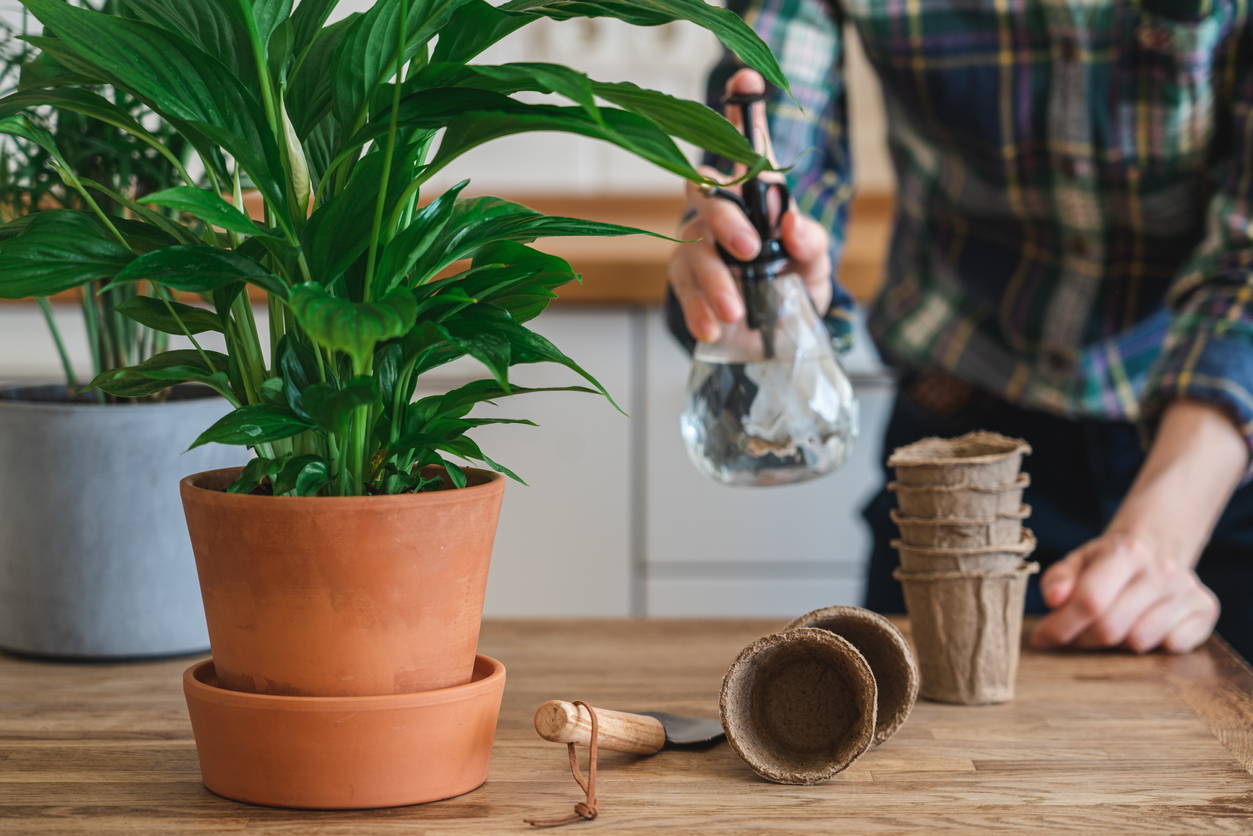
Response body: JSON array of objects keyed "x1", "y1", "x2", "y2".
[{"x1": 0, "y1": 384, "x2": 240, "y2": 659}]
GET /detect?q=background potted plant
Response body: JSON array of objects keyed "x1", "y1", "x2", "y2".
[
  {"x1": 0, "y1": 1, "x2": 241, "y2": 660},
  {"x1": 2, "y1": 0, "x2": 790, "y2": 807}
]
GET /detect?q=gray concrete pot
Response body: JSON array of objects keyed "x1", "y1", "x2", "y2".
[{"x1": 0, "y1": 384, "x2": 243, "y2": 659}]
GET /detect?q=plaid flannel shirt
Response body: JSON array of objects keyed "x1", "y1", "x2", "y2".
[{"x1": 704, "y1": 0, "x2": 1253, "y2": 465}]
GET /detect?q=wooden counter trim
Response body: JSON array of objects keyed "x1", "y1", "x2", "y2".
[
  {"x1": 1167, "y1": 635, "x2": 1253, "y2": 773},
  {"x1": 3, "y1": 191, "x2": 893, "y2": 310}
]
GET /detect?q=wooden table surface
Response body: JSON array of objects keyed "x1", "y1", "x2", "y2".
[{"x1": 3, "y1": 618, "x2": 1251, "y2": 833}]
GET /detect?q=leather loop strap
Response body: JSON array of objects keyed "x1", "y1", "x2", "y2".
[{"x1": 525, "y1": 701, "x2": 600, "y2": 828}]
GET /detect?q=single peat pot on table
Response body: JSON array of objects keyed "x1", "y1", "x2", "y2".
[{"x1": 720, "y1": 627, "x2": 878, "y2": 785}]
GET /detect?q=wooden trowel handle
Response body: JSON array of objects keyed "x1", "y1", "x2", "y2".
[{"x1": 533, "y1": 700, "x2": 667, "y2": 755}]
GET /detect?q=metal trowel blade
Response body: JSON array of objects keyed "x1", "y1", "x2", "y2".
[{"x1": 639, "y1": 711, "x2": 726, "y2": 747}]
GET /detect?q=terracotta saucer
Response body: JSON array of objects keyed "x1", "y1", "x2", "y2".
[{"x1": 183, "y1": 654, "x2": 506, "y2": 809}]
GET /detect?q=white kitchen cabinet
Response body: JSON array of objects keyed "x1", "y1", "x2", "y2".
[{"x1": 418, "y1": 309, "x2": 637, "y2": 618}]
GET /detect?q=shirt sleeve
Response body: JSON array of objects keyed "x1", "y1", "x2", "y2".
[
  {"x1": 1141, "y1": 25, "x2": 1253, "y2": 472},
  {"x1": 665, "y1": 0, "x2": 855, "y2": 353}
]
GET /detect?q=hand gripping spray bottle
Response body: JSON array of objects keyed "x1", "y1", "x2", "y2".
[{"x1": 680, "y1": 93, "x2": 858, "y2": 487}]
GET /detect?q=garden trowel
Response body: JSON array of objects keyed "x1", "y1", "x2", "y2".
[{"x1": 534, "y1": 700, "x2": 725, "y2": 755}]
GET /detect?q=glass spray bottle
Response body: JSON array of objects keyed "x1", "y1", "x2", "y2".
[{"x1": 680, "y1": 93, "x2": 858, "y2": 487}]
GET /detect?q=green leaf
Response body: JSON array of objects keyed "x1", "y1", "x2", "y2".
[
  {"x1": 289, "y1": 282, "x2": 417, "y2": 365},
  {"x1": 430, "y1": 0, "x2": 528, "y2": 64},
  {"x1": 0, "y1": 210, "x2": 132, "y2": 299},
  {"x1": 374, "y1": 179, "x2": 468, "y2": 295},
  {"x1": 252, "y1": 0, "x2": 294, "y2": 46},
  {"x1": 302, "y1": 148, "x2": 406, "y2": 284},
  {"x1": 437, "y1": 433, "x2": 526, "y2": 484},
  {"x1": 108, "y1": 246, "x2": 289, "y2": 298},
  {"x1": 430, "y1": 0, "x2": 788, "y2": 94},
  {"x1": 91, "y1": 349, "x2": 233, "y2": 399},
  {"x1": 190, "y1": 404, "x2": 313, "y2": 449},
  {"x1": 459, "y1": 306, "x2": 621, "y2": 410},
  {"x1": 20, "y1": 0, "x2": 287, "y2": 211},
  {"x1": 285, "y1": 14, "x2": 355, "y2": 135},
  {"x1": 117, "y1": 0, "x2": 253, "y2": 84},
  {"x1": 370, "y1": 88, "x2": 735, "y2": 184},
  {"x1": 143, "y1": 187, "x2": 271, "y2": 239},
  {"x1": 114, "y1": 296, "x2": 223, "y2": 335},
  {"x1": 227, "y1": 456, "x2": 281, "y2": 493},
  {"x1": 331, "y1": 0, "x2": 405, "y2": 127},
  {"x1": 0, "y1": 112, "x2": 76, "y2": 183},
  {"x1": 437, "y1": 322, "x2": 511, "y2": 389},
  {"x1": 273, "y1": 454, "x2": 331, "y2": 496},
  {"x1": 456, "y1": 241, "x2": 576, "y2": 323},
  {"x1": 497, "y1": 0, "x2": 789, "y2": 94},
  {"x1": 411, "y1": 379, "x2": 598, "y2": 426},
  {"x1": 300, "y1": 377, "x2": 380, "y2": 433},
  {"x1": 0, "y1": 88, "x2": 183, "y2": 169},
  {"x1": 409, "y1": 193, "x2": 674, "y2": 282},
  {"x1": 276, "y1": 335, "x2": 320, "y2": 420},
  {"x1": 415, "y1": 63, "x2": 764, "y2": 168},
  {"x1": 331, "y1": 0, "x2": 475, "y2": 128},
  {"x1": 289, "y1": 0, "x2": 341, "y2": 52}
]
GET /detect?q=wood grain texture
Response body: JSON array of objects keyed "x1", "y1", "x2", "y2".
[
  {"x1": 0, "y1": 192, "x2": 893, "y2": 309},
  {"x1": 2, "y1": 618, "x2": 1250, "y2": 833}
]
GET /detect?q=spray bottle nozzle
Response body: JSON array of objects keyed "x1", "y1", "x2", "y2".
[{"x1": 701, "y1": 92, "x2": 792, "y2": 354}]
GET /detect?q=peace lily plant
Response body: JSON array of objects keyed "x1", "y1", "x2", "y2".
[
  {"x1": 0, "y1": 0, "x2": 193, "y2": 395},
  {"x1": 0, "y1": 0, "x2": 788, "y2": 498}
]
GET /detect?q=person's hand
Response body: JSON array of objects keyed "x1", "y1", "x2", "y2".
[
  {"x1": 1030, "y1": 531, "x2": 1220, "y2": 654},
  {"x1": 666, "y1": 68, "x2": 833, "y2": 344},
  {"x1": 1030, "y1": 400, "x2": 1244, "y2": 655}
]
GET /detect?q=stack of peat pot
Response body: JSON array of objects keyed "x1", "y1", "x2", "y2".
[{"x1": 887, "y1": 432, "x2": 1038, "y2": 705}]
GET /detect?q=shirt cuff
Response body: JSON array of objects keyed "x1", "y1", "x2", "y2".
[{"x1": 1142, "y1": 293, "x2": 1253, "y2": 480}]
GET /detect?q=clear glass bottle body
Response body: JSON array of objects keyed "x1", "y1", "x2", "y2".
[{"x1": 680, "y1": 272, "x2": 859, "y2": 487}]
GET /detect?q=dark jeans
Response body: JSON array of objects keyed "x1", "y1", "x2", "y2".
[{"x1": 861, "y1": 375, "x2": 1253, "y2": 662}]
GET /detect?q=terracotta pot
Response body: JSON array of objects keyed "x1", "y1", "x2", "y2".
[
  {"x1": 180, "y1": 467, "x2": 505, "y2": 697},
  {"x1": 183, "y1": 654, "x2": 506, "y2": 809}
]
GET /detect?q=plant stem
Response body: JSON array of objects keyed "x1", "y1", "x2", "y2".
[
  {"x1": 237, "y1": 0, "x2": 281, "y2": 139},
  {"x1": 78, "y1": 286, "x2": 105, "y2": 402},
  {"x1": 362, "y1": 0, "x2": 409, "y2": 303},
  {"x1": 159, "y1": 296, "x2": 213, "y2": 373},
  {"x1": 227, "y1": 293, "x2": 267, "y2": 405},
  {"x1": 36, "y1": 298, "x2": 78, "y2": 390}
]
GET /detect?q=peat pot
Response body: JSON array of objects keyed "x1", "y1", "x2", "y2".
[
  {"x1": 0, "y1": 384, "x2": 240, "y2": 659},
  {"x1": 180, "y1": 467, "x2": 505, "y2": 697}
]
